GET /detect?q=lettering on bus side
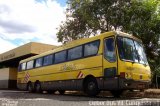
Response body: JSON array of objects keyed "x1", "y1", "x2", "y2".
[
  {"x1": 61, "y1": 63, "x2": 77, "y2": 71},
  {"x1": 61, "y1": 63, "x2": 85, "y2": 71}
]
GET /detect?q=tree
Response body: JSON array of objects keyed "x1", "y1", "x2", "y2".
[
  {"x1": 57, "y1": 0, "x2": 160, "y2": 84},
  {"x1": 57, "y1": 0, "x2": 133, "y2": 43},
  {"x1": 121, "y1": 0, "x2": 160, "y2": 59},
  {"x1": 120, "y1": 0, "x2": 160, "y2": 82}
]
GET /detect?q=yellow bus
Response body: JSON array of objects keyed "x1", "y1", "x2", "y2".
[{"x1": 17, "y1": 31, "x2": 151, "y2": 97}]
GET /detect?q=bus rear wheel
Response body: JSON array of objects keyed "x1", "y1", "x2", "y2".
[
  {"x1": 58, "y1": 90, "x2": 65, "y2": 95},
  {"x1": 110, "y1": 90, "x2": 123, "y2": 98},
  {"x1": 27, "y1": 83, "x2": 34, "y2": 93},
  {"x1": 35, "y1": 82, "x2": 42, "y2": 93},
  {"x1": 48, "y1": 90, "x2": 56, "y2": 94},
  {"x1": 84, "y1": 78, "x2": 99, "y2": 96}
]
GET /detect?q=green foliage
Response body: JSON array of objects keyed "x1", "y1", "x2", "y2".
[
  {"x1": 57, "y1": 0, "x2": 133, "y2": 43},
  {"x1": 57, "y1": 0, "x2": 160, "y2": 84},
  {"x1": 122, "y1": 0, "x2": 160, "y2": 58},
  {"x1": 121, "y1": 0, "x2": 160, "y2": 79}
]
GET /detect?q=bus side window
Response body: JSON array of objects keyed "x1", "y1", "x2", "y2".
[
  {"x1": 18, "y1": 64, "x2": 21, "y2": 72},
  {"x1": 54, "y1": 51, "x2": 66, "y2": 63},
  {"x1": 84, "y1": 40, "x2": 100, "y2": 57},
  {"x1": 26, "y1": 60, "x2": 34, "y2": 70},
  {"x1": 35, "y1": 58, "x2": 43, "y2": 67},
  {"x1": 43, "y1": 55, "x2": 53, "y2": 66},
  {"x1": 68, "y1": 46, "x2": 82, "y2": 60},
  {"x1": 21, "y1": 62, "x2": 26, "y2": 71}
]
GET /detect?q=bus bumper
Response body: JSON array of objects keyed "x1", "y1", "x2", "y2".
[
  {"x1": 97, "y1": 77, "x2": 151, "y2": 90},
  {"x1": 118, "y1": 78, "x2": 151, "y2": 90}
]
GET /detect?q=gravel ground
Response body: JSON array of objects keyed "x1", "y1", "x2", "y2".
[{"x1": 0, "y1": 90, "x2": 160, "y2": 106}]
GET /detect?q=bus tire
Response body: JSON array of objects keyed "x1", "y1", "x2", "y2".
[
  {"x1": 140, "y1": 89, "x2": 144, "y2": 92},
  {"x1": 48, "y1": 90, "x2": 56, "y2": 94},
  {"x1": 58, "y1": 90, "x2": 65, "y2": 95},
  {"x1": 110, "y1": 90, "x2": 123, "y2": 98},
  {"x1": 35, "y1": 82, "x2": 42, "y2": 93},
  {"x1": 84, "y1": 78, "x2": 99, "y2": 96},
  {"x1": 27, "y1": 82, "x2": 34, "y2": 93}
]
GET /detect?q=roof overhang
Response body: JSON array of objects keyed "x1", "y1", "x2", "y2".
[{"x1": 0, "y1": 42, "x2": 56, "y2": 67}]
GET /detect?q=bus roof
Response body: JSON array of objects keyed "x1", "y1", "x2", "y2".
[
  {"x1": 116, "y1": 31, "x2": 142, "y2": 42},
  {"x1": 20, "y1": 31, "x2": 141, "y2": 63}
]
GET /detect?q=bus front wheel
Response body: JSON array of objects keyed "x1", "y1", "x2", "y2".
[{"x1": 84, "y1": 78, "x2": 99, "y2": 96}]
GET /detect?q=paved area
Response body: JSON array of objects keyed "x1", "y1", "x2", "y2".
[{"x1": 0, "y1": 90, "x2": 160, "y2": 106}]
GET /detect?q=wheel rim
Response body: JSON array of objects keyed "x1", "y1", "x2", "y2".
[{"x1": 88, "y1": 82, "x2": 96, "y2": 91}]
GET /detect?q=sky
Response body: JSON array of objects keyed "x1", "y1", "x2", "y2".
[{"x1": 0, "y1": 0, "x2": 67, "y2": 53}]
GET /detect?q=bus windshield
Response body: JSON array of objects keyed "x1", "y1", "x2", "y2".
[{"x1": 117, "y1": 36, "x2": 148, "y2": 65}]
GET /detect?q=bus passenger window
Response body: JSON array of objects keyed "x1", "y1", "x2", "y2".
[
  {"x1": 84, "y1": 40, "x2": 100, "y2": 57},
  {"x1": 55, "y1": 51, "x2": 66, "y2": 63},
  {"x1": 43, "y1": 55, "x2": 53, "y2": 66},
  {"x1": 35, "y1": 58, "x2": 43, "y2": 67},
  {"x1": 68, "y1": 46, "x2": 82, "y2": 60},
  {"x1": 26, "y1": 60, "x2": 34, "y2": 69},
  {"x1": 21, "y1": 62, "x2": 26, "y2": 71},
  {"x1": 18, "y1": 65, "x2": 21, "y2": 72},
  {"x1": 104, "y1": 38, "x2": 116, "y2": 62}
]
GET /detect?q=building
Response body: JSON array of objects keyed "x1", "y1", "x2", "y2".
[{"x1": 0, "y1": 42, "x2": 56, "y2": 89}]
